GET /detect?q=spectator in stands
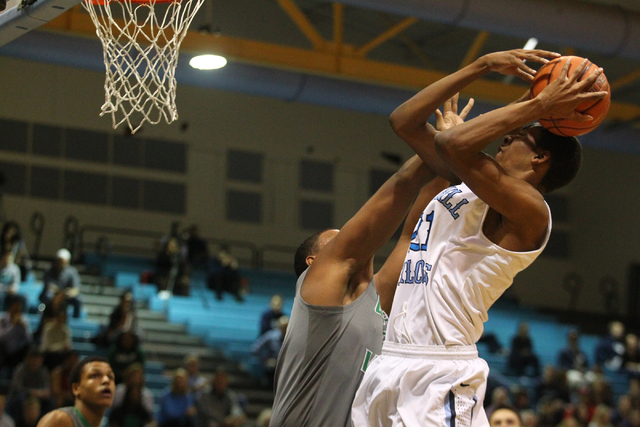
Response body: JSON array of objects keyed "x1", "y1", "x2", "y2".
[
  {"x1": 184, "y1": 355, "x2": 206, "y2": 398},
  {"x1": 207, "y1": 246, "x2": 243, "y2": 302},
  {"x1": 155, "y1": 237, "x2": 191, "y2": 297},
  {"x1": 623, "y1": 410, "x2": 640, "y2": 427},
  {"x1": 520, "y1": 410, "x2": 537, "y2": 427},
  {"x1": 0, "y1": 299, "x2": 32, "y2": 377},
  {"x1": 185, "y1": 225, "x2": 208, "y2": 271},
  {"x1": 39, "y1": 249, "x2": 82, "y2": 318},
  {"x1": 259, "y1": 295, "x2": 284, "y2": 337},
  {"x1": 489, "y1": 404, "x2": 521, "y2": 427},
  {"x1": 624, "y1": 334, "x2": 640, "y2": 377},
  {"x1": 50, "y1": 351, "x2": 78, "y2": 409},
  {"x1": 109, "y1": 383, "x2": 153, "y2": 427},
  {"x1": 112, "y1": 363, "x2": 154, "y2": 417},
  {"x1": 478, "y1": 331, "x2": 506, "y2": 355},
  {"x1": 255, "y1": 409, "x2": 271, "y2": 427},
  {"x1": 508, "y1": 322, "x2": 541, "y2": 377},
  {"x1": 487, "y1": 387, "x2": 511, "y2": 419},
  {"x1": 13, "y1": 396, "x2": 39, "y2": 427},
  {"x1": 9, "y1": 349, "x2": 51, "y2": 415},
  {"x1": 97, "y1": 291, "x2": 138, "y2": 348},
  {"x1": 108, "y1": 331, "x2": 145, "y2": 384},
  {"x1": 595, "y1": 321, "x2": 626, "y2": 371},
  {"x1": 0, "y1": 252, "x2": 21, "y2": 310},
  {"x1": 251, "y1": 316, "x2": 288, "y2": 389},
  {"x1": 34, "y1": 290, "x2": 66, "y2": 344},
  {"x1": 0, "y1": 394, "x2": 15, "y2": 427},
  {"x1": 195, "y1": 368, "x2": 245, "y2": 427},
  {"x1": 611, "y1": 395, "x2": 633, "y2": 426},
  {"x1": 536, "y1": 397, "x2": 566, "y2": 427},
  {"x1": 590, "y1": 404, "x2": 613, "y2": 427},
  {"x1": 558, "y1": 329, "x2": 590, "y2": 371},
  {"x1": 157, "y1": 369, "x2": 196, "y2": 427},
  {"x1": 512, "y1": 387, "x2": 532, "y2": 412},
  {"x1": 1, "y1": 222, "x2": 31, "y2": 283},
  {"x1": 39, "y1": 309, "x2": 71, "y2": 371}
]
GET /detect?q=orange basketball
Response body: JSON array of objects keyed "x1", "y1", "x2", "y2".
[{"x1": 530, "y1": 56, "x2": 610, "y2": 137}]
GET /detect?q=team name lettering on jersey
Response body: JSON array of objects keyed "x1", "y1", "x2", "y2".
[
  {"x1": 436, "y1": 186, "x2": 469, "y2": 219},
  {"x1": 398, "y1": 259, "x2": 432, "y2": 285}
]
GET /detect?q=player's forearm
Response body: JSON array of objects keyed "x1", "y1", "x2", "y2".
[{"x1": 434, "y1": 97, "x2": 544, "y2": 160}]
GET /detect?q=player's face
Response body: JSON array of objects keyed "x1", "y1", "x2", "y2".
[
  {"x1": 495, "y1": 127, "x2": 541, "y2": 170},
  {"x1": 73, "y1": 362, "x2": 115, "y2": 408},
  {"x1": 490, "y1": 409, "x2": 521, "y2": 427}
]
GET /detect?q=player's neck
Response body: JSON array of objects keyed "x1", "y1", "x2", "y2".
[{"x1": 75, "y1": 401, "x2": 105, "y2": 427}]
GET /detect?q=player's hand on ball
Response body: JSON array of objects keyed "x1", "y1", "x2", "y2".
[
  {"x1": 536, "y1": 58, "x2": 608, "y2": 122},
  {"x1": 481, "y1": 49, "x2": 561, "y2": 81},
  {"x1": 435, "y1": 93, "x2": 474, "y2": 131}
]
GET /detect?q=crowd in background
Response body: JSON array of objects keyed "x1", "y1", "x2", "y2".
[{"x1": 4, "y1": 219, "x2": 640, "y2": 426}]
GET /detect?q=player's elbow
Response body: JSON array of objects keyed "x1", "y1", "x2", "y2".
[
  {"x1": 434, "y1": 130, "x2": 456, "y2": 160},
  {"x1": 389, "y1": 109, "x2": 408, "y2": 137}
]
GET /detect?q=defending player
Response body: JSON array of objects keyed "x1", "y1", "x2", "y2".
[
  {"x1": 37, "y1": 356, "x2": 115, "y2": 427},
  {"x1": 352, "y1": 49, "x2": 606, "y2": 426},
  {"x1": 270, "y1": 99, "x2": 475, "y2": 426}
]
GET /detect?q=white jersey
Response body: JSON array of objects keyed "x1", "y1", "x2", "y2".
[{"x1": 387, "y1": 183, "x2": 551, "y2": 346}]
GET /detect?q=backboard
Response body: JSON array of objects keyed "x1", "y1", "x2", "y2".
[{"x1": 0, "y1": 0, "x2": 80, "y2": 46}]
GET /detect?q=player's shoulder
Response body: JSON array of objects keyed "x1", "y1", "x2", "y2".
[{"x1": 37, "y1": 409, "x2": 74, "y2": 427}]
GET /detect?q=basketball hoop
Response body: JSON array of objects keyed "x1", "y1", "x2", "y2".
[{"x1": 82, "y1": 0, "x2": 205, "y2": 133}]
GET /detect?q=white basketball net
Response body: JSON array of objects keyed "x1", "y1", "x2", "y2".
[{"x1": 82, "y1": 0, "x2": 204, "y2": 133}]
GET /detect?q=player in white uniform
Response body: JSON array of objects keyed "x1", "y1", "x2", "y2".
[{"x1": 352, "y1": 50, "x2": 608, "y2": 426}]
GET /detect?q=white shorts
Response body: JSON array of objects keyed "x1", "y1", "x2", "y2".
[{"x1": 351, "y1": 342, "x2": 490, "y2": 427}]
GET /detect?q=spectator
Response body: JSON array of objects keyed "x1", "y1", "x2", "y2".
[
  {"x1": 0, "y1": 394, "x2": 15, "y2": 427},
  {"x1": 589, "y1": 404, "x2": 613, "y2": 427},
  {"x1": 50, "y1": 351, "x2": 79, "y2": 409},
  {"x1": 255, "y1": 409, "x2": 271, "y2": 427},
  {"x1": 185, "y1": 225, "x2": 208, "y2": 270},
  {"x1": 109, "y1": 383, "x2": 153, "y2": 427},
  {"x1": 8, "y1": 349, "x2": 50, "y2": 414},
  {"x1": 535, "y1": 365, "x2": 571, "y2": 403},
  {"x1": 155, "y1": 237, "x2": 190, "y2": 297},
  {"x1": 108, "y1": 331, "x2": 145, "y2": 384},
  {"x1": 487, "y1": 387, "x2": 511, "y2": 419},
  {"x1": 184, "y1": 355, "x2": 206, "y2": 398},
  {"x1": 112, "y1": 364, "x2": 154, "y2": 417},
  {"x1": 0, "y1": 222, "x2": 31, "y2": 283},
  {"x1": 251, "y1": 316, "x2": 287, "y2": 389},
  {"x1": 623, "y1": 410, "x2": 640, "y2": 427},
  {"x1": 489, "y1": 404, "x2": 521, "y2": 427},
  {"x1": 34, "y1": 290, "x2": 66, "y2": 345},
  {"x1": 259, "y1": 295, "x2": 284, "y2": 337},
  {"x1": 520, "y1": 409, "x2": 537, "y2": 427},
  {"x1": 195, "y1": 369, "x2": 245, "y2": 427},
  {"x1": 624, "y1": 334, "x2": 640, "y2": 377},
  {"x1": 0, "y1": 252, "x2": 20, "y2": 310},
  {"x1": 0, "y1": 299, "x2": 32, "y2": 376},
  {"x1": 611, "y1": 395, "x2": 632, "y2": 426},
  {"x1": 39, "y1": 309, "x2": 71, "y2": 371},
  {"x1": 39, "y1": 249, "x2": 82, "y2": 318},
  {"x1": 509, "y1": 323, "x2": 541, "y2": 377},
  {"x1": 157, "y1": 369, "x2": 195, "y2": 427},
  {"x1": 13, "y1": 396, "x2": 39, "y2": 427},
  {"x1": 595, "y1": 321, "x2": 626, "y2": 371},
  {"x1": 96, "y1": 291, "x2": 138, "y2": 347},
  {"x1": 558, "y1": 330, "x2": 590, "y2": 388},
  {"x1": 478, "y1": 332, "x2": 506, "y2": 355},
  {"x1": 207, "y1": 246, "x2": 243, "y2": 302}
]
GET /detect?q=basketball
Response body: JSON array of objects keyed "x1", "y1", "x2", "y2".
[{"x1": 530, "y1": 56, "x2": 610, "y2": 137}]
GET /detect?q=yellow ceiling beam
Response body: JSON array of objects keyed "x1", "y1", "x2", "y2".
[
  {"x1": 459, "y1": 31, "x2": 489, "y2": 69},
  {"x1": 610, "y1": 67, "x2": 640, "y2": 91},
  {"x1": 355, "y1": 17, "x2": 418, "y2": 57},
  {"x1": 276, "y1": 0, "x2": 325, "y2": 50},
  {"x1": 333, "y1": 3, "x2": 344, "y2": 72},
  {"x1": 41, "y1": 11, "x2": 640, "y2": 123}
]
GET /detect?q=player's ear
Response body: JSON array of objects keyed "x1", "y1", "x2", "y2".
[
  {"x1": 306, "y1": 255, "x2": 316, "y2": 266},
  {"x1": 533, "y1": 150, "x2": 550, "y2": 164}
]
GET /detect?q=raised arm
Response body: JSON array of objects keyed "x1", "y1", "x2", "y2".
[
  {"x1": 301, "y1": 155, "x2": 435, "y2": 306},
  {"x1": 389, "y1": 49, "x2": 559, "y2": 182},
  {"x1": 434, "y1": 58, "x2": 606, "y2": 247}
]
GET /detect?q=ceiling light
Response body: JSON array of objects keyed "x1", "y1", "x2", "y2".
[{"x1": 189, "y1": 54, "x2": 227, "y2": 70}]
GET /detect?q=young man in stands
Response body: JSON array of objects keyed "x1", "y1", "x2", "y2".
[{"x1": 37, "y1": 356, "x2": 115, "y2": 427}]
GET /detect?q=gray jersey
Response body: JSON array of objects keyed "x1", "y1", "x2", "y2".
[
  {"x1": 270, "y1": 269, "x2": 386, "y2": 427},
  {"x1": 58, "y1": 407, "x2": 86, "y2": 427}
]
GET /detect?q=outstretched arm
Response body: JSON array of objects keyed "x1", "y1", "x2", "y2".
[
  {"x1": 389, "y1": 49, "x2": 559, "y2": 182},
  {"x1": 301, "y1": 155, "x2": 435, "y2": 306},
  {"x1": 434, "y1": 57, "x2": 607, "y2": 248}
]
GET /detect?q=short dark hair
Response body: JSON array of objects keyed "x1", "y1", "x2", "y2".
[
  {"x1": 529, "y1": 124, "x2": 582, "y2": 193},
  {"x1": 489, "y1": 404, "x2": 522, "y2": 425},
  {"x1": 69, "y1": 356, "x2": 109, "y2": 387},
  {"x1": 293, "y1": 229, "x2": 332, "y2": 278}
]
